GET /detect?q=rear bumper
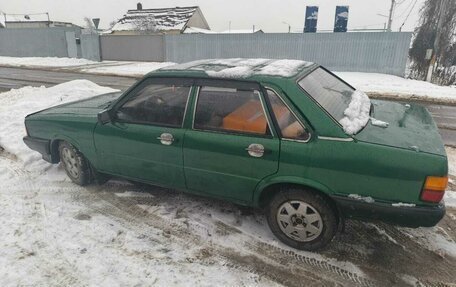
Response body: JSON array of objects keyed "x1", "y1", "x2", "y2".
[
  {"x1": 333, "y1": 195, "x2": 445, "y2": 228},
  {"x1": 23, "y1": 136, "x2": 55, "y2": 163}
]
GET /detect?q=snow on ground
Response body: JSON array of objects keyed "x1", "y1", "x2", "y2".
[
  {"x1": 0, "y1": 56, "x2": 174, "y2": 77},
  {"x1": 0, "y1": 56, "x2": 97, "y2": 67},
  {"x1": 336, "y1": 72, "x2": 456, "y2": 104},
  {"x1": 1, "y1": 80, "x2": 456, "y2": 285},
  {"x1": 446, "y1": 147, "x2": 456, "y2": 207},
  {"x1": 79, "y1": 61, "x2": 175, "y2": 77}
]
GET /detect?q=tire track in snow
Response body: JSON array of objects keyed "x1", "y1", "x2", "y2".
[
  {"x1": 0, "y1": 156, "x2": 84, "y2": 286},
  {"x1": 72, "y1": 184, "x2": 376, "y2": 286}
]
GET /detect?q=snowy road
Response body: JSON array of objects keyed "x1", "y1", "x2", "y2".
[
  {"x1": 0, "y1": 66, "x2": 135, "y2": 92},
  {"x1": 0, "y1": 66, "x2": 455, "y2": 147},
  {"x1": 0, "y1": 80, "x2": 455, "y2": 286}
]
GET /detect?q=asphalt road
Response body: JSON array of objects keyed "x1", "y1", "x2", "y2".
[
  {"x1": 0, "y1": 66, "x2": 136, "y2": 92},
  {"x1": 0, "y1": 66, "x2": 455, "y2": 146}
]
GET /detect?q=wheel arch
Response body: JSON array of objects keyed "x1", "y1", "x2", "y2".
[
  {"x1": 253, "y1": 177, "x2": 339, "y2": 219},
  {"x1": 50, "y1": 135, "x2": 83, "y2": 163}
]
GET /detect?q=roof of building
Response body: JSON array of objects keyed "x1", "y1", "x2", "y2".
[
  {"x1": 0, "y1": 13, "x2": 80, "y2": 28},
  {"x1": 156, "y1": 58, "x2": 316, "y2": 79},
  {"x1": 4, "y1": 13, "x2": 49, "y2": 23},
  {"x1": 219, "y1": 29, "x2": 264, "y2": 34},
  {"x1": 111, "y1": 6, "x2": 202, "y2": 32},
  {"x1": 183, "y1": 26, "x2": 216, "y2": 34}
]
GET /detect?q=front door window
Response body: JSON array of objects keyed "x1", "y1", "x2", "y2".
[{"x1": 117, "y1": 82, "x2": 190, "y2": 127}]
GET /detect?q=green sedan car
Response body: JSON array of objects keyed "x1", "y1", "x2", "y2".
[{"x1": 23, "y1": 59, "x2": 448, "y2": 250}]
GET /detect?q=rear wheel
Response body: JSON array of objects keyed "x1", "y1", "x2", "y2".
[
  {"x1": 266, "y1": 188, "x2": 338, "y2": 251},
  {"x1": 59, "y1": 141, "x2": 90, "y2": 186}
]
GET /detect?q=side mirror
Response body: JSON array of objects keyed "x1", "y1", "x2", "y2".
[{"x1": 98, "y1": 109, "x2": 112, "y2": 124}]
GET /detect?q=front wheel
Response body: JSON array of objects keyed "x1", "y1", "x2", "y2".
[
  {"x1": 59, "y1": 141, "x2": 91, "y2": 186},
  {"x1": 266, "y1": 188, "x2": 338, "y2": 251}
]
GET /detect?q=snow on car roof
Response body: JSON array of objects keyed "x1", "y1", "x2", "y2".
[{"x1": 161, "y1": 58, "x2": 315, "y2": 78}]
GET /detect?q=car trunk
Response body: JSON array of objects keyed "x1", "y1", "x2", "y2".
[{"x1": 354, "y1": 99, "x2": 446, "y2": 157}]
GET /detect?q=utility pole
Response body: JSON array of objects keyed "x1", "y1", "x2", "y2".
[
  {"x1": 387, "y1": 0, "x2": 396, "y2": 31},
  {"x1": 426, "y1": 0, "x2": 448, "y2": 82},
  {"x1": 282, "y1": 21, "x2": 291, "y2": 33}
]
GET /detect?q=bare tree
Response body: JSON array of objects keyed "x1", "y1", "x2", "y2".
[
  {"x1": 83, "y1": 17, "x2": 97, "y2": 34},
  {"x1": 409, "y1": 0, "x2": 456, "y2": 85},
  {"x1": 109, "y1": 20, "x2": 117, "y2": 29},
  {"x1": 131, "y1": 14, "x2": 157, "y2": 34}
]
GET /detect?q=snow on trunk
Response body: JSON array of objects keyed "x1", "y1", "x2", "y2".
[
  {"x1": 339, "y1": 90, "x2": 371, "y2": 135},
  {"x1": 370, "y1": 117, "x2": 389, "y2": 128}
]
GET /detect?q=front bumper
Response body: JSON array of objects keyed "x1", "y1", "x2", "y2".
[
  {"x1": 333, "y1": 195, "x2": 445, "y2": 228},
  {"x1": 23, "y1": 136, "x2": 54, "y2": 163}
]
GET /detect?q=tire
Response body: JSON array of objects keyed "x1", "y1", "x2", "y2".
[
  {"x1": 59, "y1": 141, "x2": 91, "y2": 186},
  {"x1": 266, "y1": 188, "x2": 338, "y2": 251}
]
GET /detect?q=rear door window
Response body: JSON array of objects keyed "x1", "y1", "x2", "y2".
[
  {"x1": 298, "y1": 68, "x2": 354, "y2": 122},
  {"x1": 194, "y1": 86, "x2": 271, "y2": 136}
]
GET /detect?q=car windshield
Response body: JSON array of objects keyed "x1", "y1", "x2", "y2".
[{"x1": 298, "y1": 68, "x2": 355, "y2": 122}]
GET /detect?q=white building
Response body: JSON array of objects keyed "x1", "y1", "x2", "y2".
[
  {"x1": 109, "y1": 3, "x2": 210, "y2": 35},
  {"x1": 2, "y1": 13, "x2": 81, "y2": 29}
]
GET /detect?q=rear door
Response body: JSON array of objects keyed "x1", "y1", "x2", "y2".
[
  {"x1": 183, "y1": 80, "x2": 280, "y2": 203},
  {"x1": 94, "y1": 77, "x2": 192, "y2": 189}
]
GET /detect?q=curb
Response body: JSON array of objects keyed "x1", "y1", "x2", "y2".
[
  {"x1": 367, "y1": 92, "x2": 456, "y2": 106},
  {"x1": 0, "y1": 64, "x2": 141, "y2": 79}
]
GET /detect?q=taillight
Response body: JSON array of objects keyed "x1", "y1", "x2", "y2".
[{"x1": 420, "y1": 176, "x2": 448, "y2": 203}]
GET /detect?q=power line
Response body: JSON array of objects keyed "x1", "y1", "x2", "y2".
[
  {"x1": 396, "y1": 0, "x2": 416, "y2": 18},
  {"x1": 399, "y1": 0, "x2": 418, "y2": 31}
]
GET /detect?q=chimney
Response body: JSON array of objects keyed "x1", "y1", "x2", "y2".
[{"x1": 137, "y1": 2, "x2": 142, "y2": 10}]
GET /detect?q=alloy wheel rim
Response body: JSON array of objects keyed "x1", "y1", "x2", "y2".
[
  {"x1": 61, "y1": 147, "x2": 80, "y2": 179},
  {"x1": 276, "y1": 200, "x2": 323, "y2": 242}
]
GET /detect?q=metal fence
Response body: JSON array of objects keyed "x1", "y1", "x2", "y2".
[
  {"x1": 100, "y1": 35, "x2": 165, "y2": 62},
  {"x1": 0, "y1": 27, "x2": 81, "y2": 58},
  {"x1": 0, "y1": 29, "x2": 412, "y2": 76},
  {"x1": 81, "y1": 34, "x2": 101, "y2": 61},
  {"x1": 164, "y1": 32, "x2": 412, "y2": 76},
  {"x1": 0, "y1": 27, "x2": 103, "y2": 60}
]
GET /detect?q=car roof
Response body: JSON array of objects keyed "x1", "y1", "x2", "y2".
[{"x1": 147, "y1": 58, "x2": 317, "y2": 81}]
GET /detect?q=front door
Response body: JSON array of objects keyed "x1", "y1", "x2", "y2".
[
  {"x1": 94, "y1": 78, "x2": 192, "y2": 189},
  {"x1": 183, "y1": 80, "x2": 280, "y2": 203}
]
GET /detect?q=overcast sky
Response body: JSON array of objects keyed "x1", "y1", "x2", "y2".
[{"x1": 0, "y1": 0, "x2": 425, "y2": 32}]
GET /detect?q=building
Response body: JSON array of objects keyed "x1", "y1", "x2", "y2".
[
  {"x1": 109, "y1": 3, "x2": 210, "y2": 35},
  {"x1": 2, "y1": 13, "x2": 81, "y2": 29}
]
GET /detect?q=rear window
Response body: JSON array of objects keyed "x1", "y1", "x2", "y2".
[{"x1": 298, "y1": 68, "x2": 354, "y2": 121}]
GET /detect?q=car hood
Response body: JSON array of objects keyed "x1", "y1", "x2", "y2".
[
  {"x1": 33, "y1": 92, "x2": 122, "y2": 116},
  {"x1": 354, "y1": 99, "x2": 446, "y2": 156}
]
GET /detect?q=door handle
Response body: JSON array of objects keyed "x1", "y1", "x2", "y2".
[
  {"x1": 157, "y1": 133, "x2": 174, "y2": 145},
  {"x1": 246, "y1": 143, "x2": 265, "y2": 158}
]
